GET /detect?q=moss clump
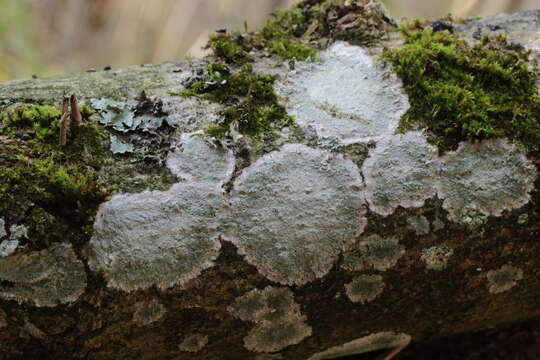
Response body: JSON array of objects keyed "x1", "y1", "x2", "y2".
[
  {"x1": 178, "y1": 63, "x2": 294, "y2": 139},
  {"x1": 384, "y1": 28, "x2": 540, "y2": 153},
  {"x1": 0, "y1": 104, "x2": 109, "y2": 250}
]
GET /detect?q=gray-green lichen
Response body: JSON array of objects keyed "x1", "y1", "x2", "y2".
[
  {"x1": 132, "y1": 299, "x2": 166, "y2": 326},
  {"x1": 178, "y1": 333, "x2": 209, "y2": 353},
  {"x1": 436, "y1": 138, "x2": 537, "y2": 224},
  {"x1": 110, "y1": 135, "x2": 135, "y2": 154},
  {"x1": 9, "y1": 224, "x2": 28, "y2": 240},
  {"x1": 341, "y1": 235, "x2": 405, "y2": 272},
  {"x1": 486, "y1": 265, "x2": 524, "y2": 294},
  {"x1": 420, "y1": 246, "x2": 454, "y2": 271},
  {"x1": 227, "y1": 286, "x2": 312, "y2": 353},
  {"x1": 362, "y1": 131, "x2": 439, "y2": 216},
  {"x1": 407, "y1": 215, "x2": 430, "y2": 235},
  {"x1": 308, "y1": 331, "x2": 412, "y2": 360},
  {"x1": 166, "y1": 132, "x2": 236, "y2": 183},
  {"x1": 223, "y1": 144, "x2": 366, "y2": 286},
  {"x1": 345, "y1": 275, "x2": 385, "y2": 304},
  {"x1": 0, "y1": 218, "x2": 6, "y2": 238},
  {"x1": 85, "y1": 133, "x2": 235, "y2": 291},
  {"x1": 0, "y1": 243, "x2": 86, "y2": 307},
  {"x1": 0, "y1": 240, "x2": 19, "y2": 258},
  {"x1": 277, "y1": 42, "x2": 409, "y2": 145}
]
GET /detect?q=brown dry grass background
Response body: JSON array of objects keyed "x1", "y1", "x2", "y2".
[{"x1": 0, "y1": 0, "x2": 539, "y2": 81}]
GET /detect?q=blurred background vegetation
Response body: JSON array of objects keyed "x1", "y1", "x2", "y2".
[{"x1": 0, "y1": 0, "x2": 539, "y2": 81}]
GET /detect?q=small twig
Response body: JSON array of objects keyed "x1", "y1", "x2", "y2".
[
  {"x1": 70, "y1": 93, "x2": 82, "y2": 128},
  {"x1": 59, "y1": 96, "x2": 70, "y2": 146},
  {"x1": 376, "y1": 343, "x2": 408, "y2": 360}
]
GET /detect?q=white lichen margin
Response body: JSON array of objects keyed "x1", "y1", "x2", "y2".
[
  {"x1": 277, "y1": 41, "x2": 409, "y2": 145},
  {"x1": 436, "y1": 138, "x2": 537, "y2": 223},
  {"x1": 362, "y1": 131, "x2": 440, "y2": 216},
  {"x1": 486, "y1": 265, "x2": 524, "y2": 294},
  {"x1": 227, "y1": 286, "x2": 312, "y2": 353},
  {"x1": 308, "y1": 331, "x2": 412, "y2": 360},
  {"x1": 0, "y1": 243, "x2": 87, "y2": 307},
  {"x1": 86, "y1": 133, "x2": 235, "y2": 292},
  {"x1": 223, "y1": 144, "x2": 366, "y2": 286}
]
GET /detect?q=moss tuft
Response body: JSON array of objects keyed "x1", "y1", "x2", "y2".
[
  {"x1": 176, "y1": 63, "x2": 294, "y2": 139},
  {"x1": 0, "y1": 104, "x2": 109, "y2": 250},
  {"x1": 384, "y1": 28, "x2": 540, "y2": 153}
]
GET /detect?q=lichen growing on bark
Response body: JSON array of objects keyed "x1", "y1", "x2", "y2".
[
  {"x1": 277, "y1": 42, "x2": 408, "y2": 145},
  {"x1": 0, "y1": 243, "x2": 86, "y2": 307},
  {"x1": 486, "y1": 265, "x2": 524, "y2": 294},
  {"x1": 341, "y1": 234, "x2": 405, "y2": 272},
  {"x1": 223, "y1": 143, "x2": 366, "y2": 285},
  {"x1": 85, "y1": 133, "x2": 235, "y2": 292},
  {"x1": 178, "y1": 333, "x2": 209, "y2": 353},
  {"x1": 227, "y1": 286, "x2": 312, "y2": 353},
  {"x1": 345, "y1": 274, "x2": 385, "y2": 304},
  {"x1": 308, "y1": 331, "x2": 411, "y2": 360},
  {"x1": 132, "y1": 298, "x2": 166, "y2": 326},
  {"x1": 420, "y1": 246, "x2": 454, "y2": 271},
  {"x1": 436, "y1": 138, "x2": 537, "y2": 224},
  {"x1": 362, "y1": 131, "x2": 439, "y2": 216}
]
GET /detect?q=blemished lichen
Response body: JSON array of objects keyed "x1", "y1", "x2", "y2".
[
  {"x1": 0, "y1": 104, "x2": 109, "y2": 251},
  {"x1": 0, "y1": 243, "x2": 87, "y2": 307},
  {"x1": 407, "y1": 215, "x2": 430, "y2": 235},
  {"x1": 345, "y1": 274, "x2": 385, "y2": 304},
  {"x1": 308, "y1": 331, "x2": 412, "y2": 360},
  {"x1": 178, "y1": 334, "x2": 209, "y2": 353},
  {"x1": 175, "y1": 63, "x2": 294, "y2": 140},
  {"x1": 277, "y1": 42, "x2": 409, "y2": 145},
  {"x1": 436, "y1": 138, "x2": 537, "y2": 224},
  {"x1": 486, "y1": 265, "x2": 524, "y2": 294},
  {"x1": 85, "y1": 133, "x2": 235, "y2": 291},
  {"x1": 0, "y1": 218, "x2": 7, "y2": 238},
  {"x1": 362, "y1": 131, "x2": 439, "y2": 216},
  {"x1": 421, "y1": 246, "x2": 454, "y2": 271},
  {"x1": 341, "y1": 234, "x2": 405, "y2": 272},
  {"x1": 228, "y1": 286, "x2": 312, "y2": 353},
  {"x1": 384, "y1": 28, "x2": 540, "y2": 153},
  {"x1": 133, "y1": 299, "x2": 166, "y2": 326},
  {"x1": 224, "y1": 144, "x2": 366, "y2": 286}
]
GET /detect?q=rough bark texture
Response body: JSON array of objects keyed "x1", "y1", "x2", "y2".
[{"x1": 1, "y1": 5, "x2": 540, "y2": 360}]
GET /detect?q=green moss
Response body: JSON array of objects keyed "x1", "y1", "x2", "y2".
[
  {"x1": 0, "y1": 105, "x2": 109, "y2": 250},
  {"x1": 176, "y1": 63, "x2": 294, "y2": 139},
  {"x1": 383, "y1": 28, "x2": 540, "y2": 153}
]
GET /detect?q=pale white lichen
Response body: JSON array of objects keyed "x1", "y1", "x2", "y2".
[
  {"x1": 308, "y1": 331, "x2": 412, "y2": 360},
  {"x1": 421, "y1": 246, "x2": 454, "y2": 271},
  {"x1": 132, "y1": 299, "x2": 166, "y2": 326},
  {"x1": 228, "y1": 286, "x2": 312, "y2": 353},
  {"x1": 86, "y1": 134, "x2": 235, "y2": 292},
  {"x1": 362, "y1": 131, "x2": 440, "y2": 216},
  {"x1": 345, "y1": 275, "x2": 385, "y2": 304},
  {"x1": 486, "y1": 265, "x2": 524, "y2": 294},
  {"x1": 0, "y1": 243, "x2": 87, "y2": 307},
  {"x1": 166, "y1": 132, "x2": 236, "y2": 183},
  {"x1": 437, "y1": 139, "x2": 537, "y2": 223},
  {"x1": 0, "y1": 240, "x2": 19, "y2": 258},
  {"x1": 407, "y1": 215, "x2": 430, "y2": 235},
  {"x1": 224, "y1": 144, "x2": 366, "y2": 286},
  {"x1": 86, "y1": 183, "x2": 224, "y2": 292},
  {"x1": 277, "y1": 41, "x2": 409, "y2": 145},
  {"x1": 178, "y1": 333, "x2": 209, "y2": 353},
  {"x1": 9, "y1": 224, "x2": 28, "y2": 240},
  {"x1": 341, "y1": 235, "x2": 405, "y2": 272}
]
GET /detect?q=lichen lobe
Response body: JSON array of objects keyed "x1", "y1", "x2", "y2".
[{"x1": 224, "y1": 143, "x2": 366, "y2": 286}]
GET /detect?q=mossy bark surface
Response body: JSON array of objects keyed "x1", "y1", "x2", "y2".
[{"x1": 1, "y1": 3, "x2": 540, "y2": 360}]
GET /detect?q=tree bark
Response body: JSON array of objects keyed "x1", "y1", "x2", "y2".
[{"x1": 0, "y1": 6, "x2": 539, "y2": 360}]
